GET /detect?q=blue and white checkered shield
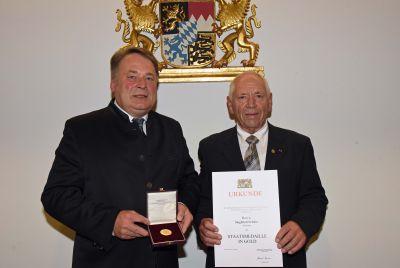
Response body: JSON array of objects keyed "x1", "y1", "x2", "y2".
[{"x1": 178, "y1": 18, "x2": 198, "y2": 46}]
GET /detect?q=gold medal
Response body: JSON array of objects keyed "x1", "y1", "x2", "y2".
[{"x1": 160, "y1": 228, "x2": 172, "y2": 236}]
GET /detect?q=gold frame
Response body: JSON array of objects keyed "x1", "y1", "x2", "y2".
[{"x1": 159, "y1": 66, "x2": 264, "y2": 83}]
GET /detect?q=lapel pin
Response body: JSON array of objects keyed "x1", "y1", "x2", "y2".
[{"x1": 271, "y1": 148, "x2": 284, "y2": 154}]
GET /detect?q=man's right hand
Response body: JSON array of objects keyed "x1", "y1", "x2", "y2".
[
  {"x1": 113, "y1": 210, "x2": 150, "y2": 240},
  {"x1": 199, "y1": 218, "x2": 222, "y2": 247}
]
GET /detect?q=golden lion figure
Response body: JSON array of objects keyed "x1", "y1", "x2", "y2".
[
  {"x1": 161, "y1": 4, "x2": 186, "y2": 33},
  {"x1": 115, "y1": 0, "x2": 160, "y2": 53},
  {"x1": 212, "y1": 0, "x2": 261, "y2": 68}
]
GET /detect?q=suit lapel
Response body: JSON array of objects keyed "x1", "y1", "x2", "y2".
[
  {"x1": 142, "y1": 111, "x2": 158, "y2": 154},
  {"x1": 221, "y1": 127, "x2": 246, "y2": 171},
  {"x1": 108, "y1": 100, "x2": 143, "y2": 136},
  {"x1": 265, "y1": 123, "x2": 285, "y2": 170}
]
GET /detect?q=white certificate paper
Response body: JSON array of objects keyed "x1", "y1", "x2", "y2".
[{"x1": 213, "y1": 170, "x2": 283, "y2": 267}]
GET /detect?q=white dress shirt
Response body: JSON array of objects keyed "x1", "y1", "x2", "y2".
[{"x1": 236, "y1": 122, "x2": 269, "y2": 170}]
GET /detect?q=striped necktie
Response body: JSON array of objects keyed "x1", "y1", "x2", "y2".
[{"x1": 244, "y1": 135, "x2": 261, "y2": 170}]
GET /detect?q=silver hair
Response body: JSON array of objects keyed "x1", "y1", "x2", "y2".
[{"x1": 228, "y1": 71, "x2": 271, "y2": 98}]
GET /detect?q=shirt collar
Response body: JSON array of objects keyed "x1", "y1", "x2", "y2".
[
  {"x1": 237, "y1": 121, "x2": 269, "y2": 142},
  {"x1": 114, "y1": 100, "x2": 148, "y2": 122}
]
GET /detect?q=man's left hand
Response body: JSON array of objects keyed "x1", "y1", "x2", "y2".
[
  {"x1": 177, "y1": 203, "x2": 193, "y2": 234},
  {"x1": 275, "y1": 220, "x2": 307, "y2": 255}
]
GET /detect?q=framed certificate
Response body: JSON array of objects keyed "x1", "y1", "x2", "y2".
[{"x1": 212, "y1": 170, "x2": 283, "y2": 267}]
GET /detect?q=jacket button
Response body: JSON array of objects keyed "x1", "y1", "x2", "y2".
[
  {"x1": 146, "y1": 182, "x2": 152, "y2": 189},
  {"x1": 93, "y1": 242, "x2": 104, "y2": 250},
  {"x1": 139, "y1": 154, "x2": 145, "y2": 161}
]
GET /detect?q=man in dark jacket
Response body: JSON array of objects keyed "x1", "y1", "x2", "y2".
[
  {"x1": 41, "y1": 47, "x2": 199, "y2": 268},
  {"x1": 195, "y1": 72, "x2": 328, "y2": 268}
]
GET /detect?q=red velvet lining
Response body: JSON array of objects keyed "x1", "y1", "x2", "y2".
[{"x1": 148, "y1": 223, "x2": 185, "y2": 247}]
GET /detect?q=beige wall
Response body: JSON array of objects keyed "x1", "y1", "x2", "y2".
[{"x1": 1, "y1": 0, "x2": 399, "y2": 267}]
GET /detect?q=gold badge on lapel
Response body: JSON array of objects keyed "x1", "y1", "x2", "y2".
[{"x1": 271, "y1": 148, "x2": 284, "y2": 154}]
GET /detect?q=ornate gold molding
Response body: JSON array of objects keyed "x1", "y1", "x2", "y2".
[{"x1": 159, "y1": 66, "x2": 264, "y2": 83}]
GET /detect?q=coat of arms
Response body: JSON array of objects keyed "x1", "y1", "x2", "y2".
[
  {"x1": 237, "y1": 179, "x2": 253, "y2": 188},
  {"x1": 115, "y1": 0, "x2": 263, "y2": 82},
  {"x1": 159, "y1": 0, "x2": 215, "y2": 68}
]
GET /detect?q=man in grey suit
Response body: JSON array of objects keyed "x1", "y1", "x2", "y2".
[
  {"x1": 195, "y1": 72, "x2": 328, "y2": 268},
  {"x1": 41, "y1": 47, "x2": 199, "y2": 268}
]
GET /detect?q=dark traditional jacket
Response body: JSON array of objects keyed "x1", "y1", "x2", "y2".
[{"x1": 42, "y1": 101, "x2": 199, "y2": 268}]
